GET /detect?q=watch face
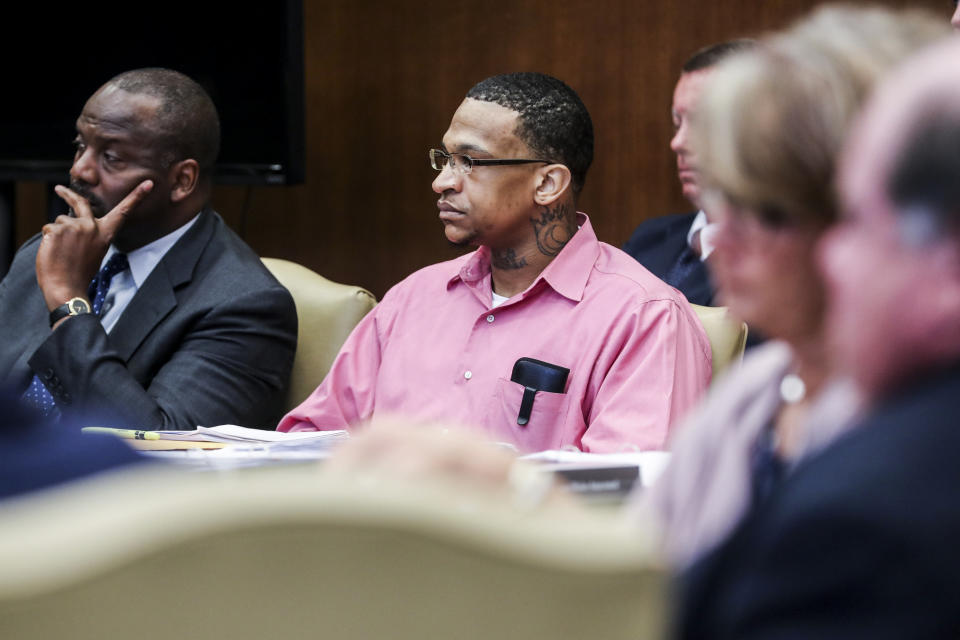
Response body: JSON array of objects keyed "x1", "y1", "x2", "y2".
[{"x1": 68, "y1": 298, "x2": 91, "y2": 314}]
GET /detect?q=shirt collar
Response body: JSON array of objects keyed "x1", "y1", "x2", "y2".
[
  {"x1": 102, "y1": 212, "x2": 201, "y2": 288},
  {"x1": 448, "y1": 212, "x2": 599, "y2": 303},
  {"x1": 687, "y1": 210, "x2": 719, "y2": 260},
  {"x1": 687, "y1": 210, "x2": 708, "y2": 246}
]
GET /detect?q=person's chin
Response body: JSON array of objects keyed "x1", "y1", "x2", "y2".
[
  {"x1": 445, "y1": 235, "x2": 479, "y2": 250},
  {"x1": 681, "y1": 184, "x2": 701, "y2": 207},
  {"x1": 824, "y1": 313, "x2": 863, "y2": 366},
  {"x1": 445, "y1": 234, "x2": 478, "y2": 249},
  {"x1": 719, "y1": 290, "x2": 764, "y2": 333},
  {"x1": 441, "y1": 222, "x2": 477, "y2": 247}
]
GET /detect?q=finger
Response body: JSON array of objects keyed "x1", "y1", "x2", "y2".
[
  {"x1": 40, "y1": 218, "x2": 76, "y2": 238},
  {"x1": 53, "y1": 185, "x2": 93, "y2": 219},
  {"x1": 98, "y1": 180, "x2": 154, "y2": 239}
]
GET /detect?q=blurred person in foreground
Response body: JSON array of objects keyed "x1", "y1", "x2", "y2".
[
  {"x1": 640, "y1": 4, "x2": 949, "y2": 573},
  {"x1": 675, "y1": 32, "x2": 960, "y2": 638},
  {"x1": 0, "y1": 388, "x2": 144, "y2": 499},
  {"x1": 279, "y1": 72, "x2": 711, "y2": 453}
]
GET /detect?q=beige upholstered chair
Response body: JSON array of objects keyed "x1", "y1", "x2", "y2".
[
  {"x1": 689, "y1": 304, "x2": 748, "y2": 380},
  {"x1": 262, "y1": 258, "x2": 377, "y2": 410},
  {"x1": 0, "y1": 465, "x2": 666, "y2": 640}
]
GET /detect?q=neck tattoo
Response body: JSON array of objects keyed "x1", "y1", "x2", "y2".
[
  {"x1": 491, "y1": 248, "x2": 528, "y2": 270},
  {"x1": 530, "y1": 202, "x2": 575, "y2": 257}
]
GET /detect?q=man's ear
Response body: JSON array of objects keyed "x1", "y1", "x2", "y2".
[
  {"x1": 168, "y1": 159, "x2": 200, "y2": 204},
  {"x1": 533, "y1": 164, "x2": 572, "y2": 207}
]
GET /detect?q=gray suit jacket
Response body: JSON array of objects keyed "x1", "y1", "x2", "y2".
[{"x1": 0, "y1": 209, "x2": 297, "y2": 429}]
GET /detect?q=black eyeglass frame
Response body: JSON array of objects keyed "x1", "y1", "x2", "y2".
[{"x1": 429, "y1": 148, "x2": 552, "y2": 173}]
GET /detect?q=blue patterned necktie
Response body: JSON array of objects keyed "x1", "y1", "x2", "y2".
[
  {"x1": 88, "y1": 252, "x2": 130, "y2": 315},
  {"x1": 22, "y1": 253, "x2": 129, "y2": 418},
  {"x1": 665, "y1": 243, "x2": 699, "y2": 289}
]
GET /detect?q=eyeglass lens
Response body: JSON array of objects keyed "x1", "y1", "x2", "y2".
[{"x1": 430, "y1": 149, "x2": 472, "y2": 174}]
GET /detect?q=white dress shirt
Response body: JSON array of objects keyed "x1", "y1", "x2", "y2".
[
  {"x1": 687, "y1": 210, "x2": 719, "y2": 260},
  {"x1": 98, "y1": 214, "x2": 200, "y2": 333}
]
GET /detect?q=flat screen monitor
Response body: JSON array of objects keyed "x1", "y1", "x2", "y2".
[{"x1": 0, "y1": 2, "x2": 305, "y2": 185}]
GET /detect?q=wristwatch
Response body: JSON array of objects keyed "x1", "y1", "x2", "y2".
[{"x1": 49, "y1": 297, "x2": 92, "y2": 327}]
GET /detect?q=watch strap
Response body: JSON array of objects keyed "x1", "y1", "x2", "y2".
[{"x1": 49, "y1": 297, "x2": 92, "y2": 327}]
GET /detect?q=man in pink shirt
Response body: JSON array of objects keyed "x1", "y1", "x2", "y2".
[{"x1": 279, "y1": 72, "x2": 711, "y2": 452}]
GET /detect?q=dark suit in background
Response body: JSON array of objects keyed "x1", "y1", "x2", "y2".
[
  {"x1": 0, "y1": 210, "x2": 297, "y2": 430},
  {"x1": 622, "y1": 212, "x2": 714, "y2": 306},
  {"x1": 675, "y1": 361, "x2": 960, "y2": 639}
]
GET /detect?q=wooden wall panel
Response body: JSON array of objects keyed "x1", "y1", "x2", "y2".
[{"x1": 16, "y1": 0, "x2": 953, "y2": 298}]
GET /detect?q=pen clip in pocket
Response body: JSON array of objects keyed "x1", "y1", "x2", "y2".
[{"x1": 510, "y1": 357, "x2": 569, "y2": 426}]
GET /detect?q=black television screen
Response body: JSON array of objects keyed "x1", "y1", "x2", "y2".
[{"x1": 1, "y1": 2, "x2": 304, "y2": 185}]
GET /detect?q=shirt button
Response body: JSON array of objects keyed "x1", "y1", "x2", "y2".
[
  {"x1": 464, "y1": 371, "x2": 473, "y2": 380},
  {"x1": 486, "y1": 314, "x2": 495, "y2": 323}
]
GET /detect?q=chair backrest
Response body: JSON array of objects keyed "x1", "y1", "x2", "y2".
[
  {"x1": 689, "y1": 304, "x2": 748, "y2": 380},
  {"x1": 0, "y1": 465, "x2": 666, "y2": 640},
  {"x1": 262, "y1": 258, "x2": 377, "y2": 410}
]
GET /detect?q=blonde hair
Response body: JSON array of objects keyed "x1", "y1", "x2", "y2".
[{"x1": 693, "y1": 4, "x2": 949, "y2": 228}]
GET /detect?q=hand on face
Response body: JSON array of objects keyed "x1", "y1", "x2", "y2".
[{"x1": 36, "y1": 180, "x2": 153, "y2": 312}]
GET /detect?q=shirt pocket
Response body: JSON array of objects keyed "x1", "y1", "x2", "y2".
[{"x1": 489, "y1": 377, "x2": 571, "y2": 452}]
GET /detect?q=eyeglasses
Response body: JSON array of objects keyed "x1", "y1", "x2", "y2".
[{"x1": 429, "y1": 148, "x2": 551, "y2": 175}]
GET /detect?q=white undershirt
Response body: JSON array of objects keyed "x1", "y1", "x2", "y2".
[{"x1": 98, "y1": 213, "x2": 201, "y2": 333}]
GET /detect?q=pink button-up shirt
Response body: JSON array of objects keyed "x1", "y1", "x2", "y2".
[{"x1": 279, "y1": 214, "x2": 711, "y2": 452}]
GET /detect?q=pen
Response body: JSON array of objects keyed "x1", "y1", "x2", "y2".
[{"x1": 82, "y1": 427, "x2": 160, "y2": 440}]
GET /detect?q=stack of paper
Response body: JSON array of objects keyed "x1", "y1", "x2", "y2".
[
  {"x1": 82, "y1": 425, "x2": 349, "y2": 455},
  {"x1": 134, "y1": 427, "x2": 350, "y2": 468},
  {"x1": 155, "y1": 424, "x2": 348, "y2": 445}
]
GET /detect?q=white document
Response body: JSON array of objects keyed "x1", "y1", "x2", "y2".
[{"x1": 156, "y1": 424, "x2": 349, "y2": 444}]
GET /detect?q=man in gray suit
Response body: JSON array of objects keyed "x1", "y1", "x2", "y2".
[{"x1": 0, "y1": 68, "x2": 297, "y2": 430}]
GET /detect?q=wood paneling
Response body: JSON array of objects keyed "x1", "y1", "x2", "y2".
[{"x1": 16, "y1": 0, "x2": 953, "y2": 298}]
